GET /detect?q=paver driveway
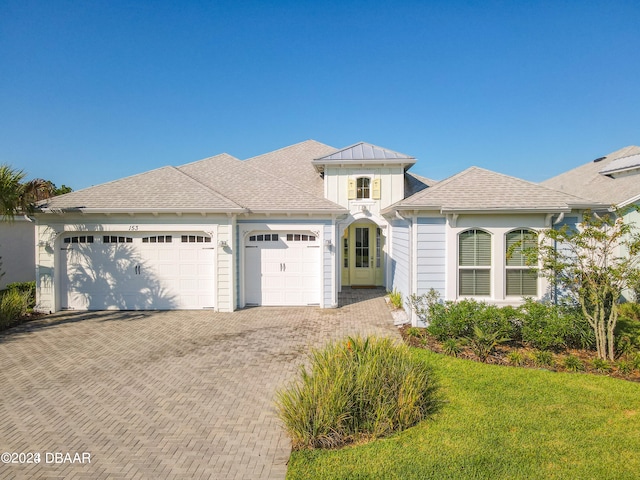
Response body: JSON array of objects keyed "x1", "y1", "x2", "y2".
[{"x1": 0, "y1": 289, "x2": 401, "y2": 479}]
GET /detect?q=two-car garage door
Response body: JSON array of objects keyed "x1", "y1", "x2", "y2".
[
  {"x1": 60, "y1": 233, "x2": 215, "y2": 310},
  {"x1": 244, "y1": 232, "x2": 321, "y2": 306}
]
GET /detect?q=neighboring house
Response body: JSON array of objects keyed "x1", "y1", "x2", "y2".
[
  {"x1": 542, "y1": 145, "x2": 640, "y2": 302},
  {"x1": 0, "y1": 217, "x2": 36, "y2": 289},
  {"x1": 34, "y1": 140, "x2": 610, "y2": 319},
  {"x1": 542, "y1": 145, "x2": 640, "y2": 231}
]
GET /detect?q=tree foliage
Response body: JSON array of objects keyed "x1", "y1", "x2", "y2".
[
  {"x1": 536, "y1": 209, "x2": 640, "y2": 360},
  {"x1": 0, "y1": 164, "x2": 69, "y2": 220}
]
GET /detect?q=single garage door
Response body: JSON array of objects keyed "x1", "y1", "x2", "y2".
[
  {"x1": 60, "y1": 233, "x2": 215, "y2": 310},
  {"x1": 245, "y1": 232, "x2": 321, "y2": 306}
]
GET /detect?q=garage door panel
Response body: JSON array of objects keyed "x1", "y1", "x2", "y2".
[
  {"x1": 62, "y1": 233, "x2": 215, "y2": 310},
  {"x1": 244, "y1": 232, "x2": 320, "y2": 306}
]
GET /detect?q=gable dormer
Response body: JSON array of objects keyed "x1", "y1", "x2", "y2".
[{"x1": 312, "y1": 142, "x2": 416, "y2": 215}]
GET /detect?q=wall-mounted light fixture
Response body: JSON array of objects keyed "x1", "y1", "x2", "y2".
[{"x1": 218, "y1": 240, "x2": 228, "y2": 248}]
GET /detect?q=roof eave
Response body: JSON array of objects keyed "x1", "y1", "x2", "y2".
[
  {"x1": 247, "y1": 208, "x2": 348, "y2": 215},
  {"x1": 312, "y1": 158, "x2": 416, "y2": 173},
  {"x1": 37, "y1": 207, "x2": 247, "y2": 215}
]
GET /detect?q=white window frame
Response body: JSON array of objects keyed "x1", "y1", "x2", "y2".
[
  {"x1": 505, "y1": 228, "x2": 538, "y2": 297},
  {"x1": 458, "y1": 229, "x2": 492, "y2": 297}
]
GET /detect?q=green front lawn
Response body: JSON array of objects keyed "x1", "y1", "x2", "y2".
[{"x1": 287, "y1": 349, "x2": 640, "y2": 479}]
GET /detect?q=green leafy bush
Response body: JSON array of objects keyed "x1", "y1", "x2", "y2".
[
  {"x1": 506, "y1": 350, "x2": 525, "y2": 366},
  {"x1": 563, "y1": 354, "x2": 585, "y2": 372},
  {"x1": 532, "y1": 350, "x2": 554, "y2": 367},
  {"x1": 426, "y1": 299, "x2": 514, "y2": 341},
  {"x1": 387, "y1": 289, "x2": 403, "y2": 309},
  {"x1": 615, "y1": 319, "x2": 640, "y2": 356},
  {"x1": 618, "y1": 303, "x2": 640, "y2": 322},
  {"x1": 591, "y1": 358, "x2": 611, "y2": 373},
  {"x1": 441, "y1": 338, "x2": 461, "y2": 357},
  {"x1": 4, "y1": 281, "x2": 36, "y2": 308},
  {"x1": 405, "y1": 327, "x2": 424, "y2": 338},
  {"x1": 0, "y1": 288, "x2": 30, "y2": 329},
  {"x1": 275, "y1": 336, "x2": 441, "y2": 450},
  {"x1": 467, "y1": 325, "x2": 510, "y2": 362},
  {"x1": 616, "y1": 360, "x2": 634, "y2": 375},
  {"x1": 519, "y1": 299, "x2": 592, "y2": 351}
]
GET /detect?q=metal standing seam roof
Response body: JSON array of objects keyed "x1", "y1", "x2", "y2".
[
  {"x1": 317, "y1": 142, "x2": 415, "y2": 161},
  {"x1": 386, "y1": 166, "x2": 602, "y2": 213}
]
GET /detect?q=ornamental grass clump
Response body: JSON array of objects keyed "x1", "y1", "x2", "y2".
[{"x1": 275, "y1": 336, "x2": 441, "y2": 450}]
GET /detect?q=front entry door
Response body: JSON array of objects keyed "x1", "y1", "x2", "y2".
[{"x1": 343, "y1": 222, "x2": 383, "y2": 286}]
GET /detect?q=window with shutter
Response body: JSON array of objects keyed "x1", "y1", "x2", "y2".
[
  {"x1": 458, "y1": 229, "x2": 491, "y2": 296},
  {"x1": 356, "y1": 177, "x2": 370, "y2": 199},
  {"x1": 347, "y1": 179, "x2": 356, "y2": 199},
  {"x1": 505, "y1": 229, "x2": 538, "y2": 296},
  {"x1": 372, "y1": 178, "x2": 381, "y2": 199}
]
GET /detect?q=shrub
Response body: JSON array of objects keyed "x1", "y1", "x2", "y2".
[
  {"x1": 0, "y1": 288, "x2": 30, "y2": 329},
  {"x1": 519, "y1": 299, "x2": 592, "y2": 351},
  {"x1": 275, "y1": 336, "x2": 441, "y2": 450},
  {"x1": 618, "y1": 303, "x2": 640, "y2": 322},
  {"x1": 405, "y1": 327, "x2": 424, "y2": 338},
  {"x1": 563, "y1": 354, "x2": 585, "y2": 372},
  {"x1": 387, "y1": 289, "x2": 403, "y2": 309},
  {"x1": 441, "y1": 338, "x2": 461, "y2": 357},
  {"x1": 591, "y1": 358, "x2": 612, "y2": 373},
  {"x1": 616, "y1": 360, "x2": 634, "y2": 375},
  {"x1": 426, "y1": 299, "x2": 512, "y2": 341},
  {"x1": 506, "y1": 350, "x2": 525, "y2": 366},
  {"x1": 4, "y1": 281, "x2": 36, "y2": 309},
  {"x1": 615, "y1": 319, "x2": 640, "y2": 356},
  {"x1": 532, "y1": 350, "x2": 554, "y2": 367},
  {"x1": 466, "y1": 325, "x2": 510, "y2": 362}
]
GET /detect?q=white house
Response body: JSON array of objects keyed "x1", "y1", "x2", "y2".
[
  {"x1": 34, "y1": 141, "x2": 637, "y2": 316},
  {"x1": 0, "y1": 217, "x2": 36, "y2": 290}
]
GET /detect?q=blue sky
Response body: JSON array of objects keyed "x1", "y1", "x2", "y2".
[{"x1": 1, "y1": 0, "x2": 639, "y2": 191}]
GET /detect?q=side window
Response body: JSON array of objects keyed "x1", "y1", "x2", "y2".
[
  {"x1": 505, "y1": 229, "x2": 538, "y2": 296},
  {"x1": 458, "y1": 229, "x2": 491, "y2": 296}
]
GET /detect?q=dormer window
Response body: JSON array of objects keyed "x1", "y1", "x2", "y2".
[{"x1": 357, "y1": 177, "x2": 371, "y2": 199}]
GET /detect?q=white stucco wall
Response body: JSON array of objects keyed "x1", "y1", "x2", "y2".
[{"x1": 0, "y1": 218, "x2": 36, "y2": 289}]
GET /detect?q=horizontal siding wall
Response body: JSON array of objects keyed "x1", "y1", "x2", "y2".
[
  {"x1": 416, "y1": 217, "x2": 446, "y2": 298},
  {"x1": 389, "y1": 218, "x2": 410, "y2": 301},
  {"x1": 323, "y1": 224, "x2": 333, "y2": 307}
]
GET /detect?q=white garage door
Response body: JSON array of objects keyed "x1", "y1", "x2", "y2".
[
  {"x1": 60, "y1": 233, "x2": 215, "y2": 310},
  {"x1": 245, "y1": 232, "x2": 321, "y2": 306}
]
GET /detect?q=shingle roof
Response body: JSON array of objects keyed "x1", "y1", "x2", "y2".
[
  {"x1": 542, "y1": 146, "x2": 640, "y2": 206},
  {"x1": 405, "y1": 172, "x2": 437, "y2": 197},
  {"x1": 178, "y1": 153, "x2": 345, "y2": 213},
  {"x1": 388, "y1": 166, "x2": 600, "y2": 213},
  {"x1": 244, "y1": 140, "x2": 336, "y2": 197},
  {"x1": 39, "y1": 165, "x2": 244, "y2": 213}
]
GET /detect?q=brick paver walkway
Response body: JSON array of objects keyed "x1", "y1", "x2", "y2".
[{"x1": 0, "y1": 288, "x2": 400, "y2": 479}]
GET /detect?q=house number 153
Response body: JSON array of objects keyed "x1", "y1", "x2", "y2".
[{"x1": 129, "y1": 226, "x2": 139, "y2": 231}]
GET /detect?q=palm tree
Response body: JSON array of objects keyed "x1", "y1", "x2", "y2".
[{"x1": 0, "y1": 164, "x2": 54, "y2": 220}]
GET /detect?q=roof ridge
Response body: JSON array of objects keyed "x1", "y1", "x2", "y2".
[
  {"x1": 244, "y1": 139, "x2": 330, "y2": 161},
  {"x1": 169, "y1": 165, "x2": 244, "y2": 208},
  {"x1": 241, "y1": 157, "x2": 344, "y2": 209},
  {"x1": 40, "y1": 165, "x2": 178, "y2": 203}
]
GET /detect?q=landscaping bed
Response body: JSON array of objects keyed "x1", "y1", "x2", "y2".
[{"x1": 400, "y1": 324, "x2": 640, "y2": 382}]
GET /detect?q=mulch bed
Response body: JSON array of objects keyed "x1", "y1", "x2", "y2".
[{"x1": 399, "y1": 325, "x2": 640, "y2": 383}]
